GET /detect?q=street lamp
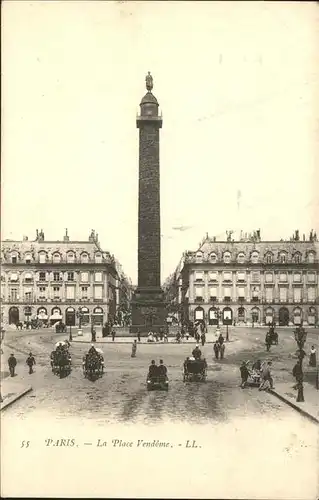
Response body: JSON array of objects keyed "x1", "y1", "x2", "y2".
[{"x1": 294, "y1": 324, "x2": 307, "y2": 402}]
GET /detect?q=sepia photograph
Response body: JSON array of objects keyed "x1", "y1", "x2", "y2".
[{"x1": 1, "y1": 1, "x2": 318, "y2": 498}]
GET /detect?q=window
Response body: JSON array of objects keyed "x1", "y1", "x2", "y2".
[
  {"x1": 53, "y1": 287, "x2": 60, "y2": 298},
  {"x1": 223, "y1": 252, "x2": 231, "y2": 264},
  {"x1": 293, "y1": 288, "x2": 301, "y2": 303},
  {"x1": 39, "y1": 252, "x2": 46, "y2": 263},
  {"x1": 279, "y1": 287, "x2": 287, "y2": 302},
  {"x1": 265, "y1": 273, "x2": 273, "y2": 283},
  {"x1": 24, "y1": 289, "x2": 32, "y2": 301},
  {"x1": 95, "y1": 253, "x2": 102, "y2": 263},
  {"x1": 307, "y1": 272, "x2": 316, "y2": 283},
  {"x1": 251, "y1": 251, "x2": 259, "y2": 264},
  {"x1": 293, "y1": 253, "x2": 301, "y2": 264},
  {"x1": 237, "y1": 253, "x2": 245, "y2": 264},
  {"x1": 67, "y1": 272, "x2": 74, "y2": 282},
  {"x1": 25, "y1": 253, "x2": 32, "y2": 264},
  {"x1": 9, "y1": 273, "x2": 18, "y2": 282},
  {"x1": 81, "y1": 286, "x2": 88, "y2": 297},
  {"x1": 308, "y1": 252, "x2": 315, "y2": 264},
  {"x1": 265, "y1": 253, "x2": 273, "y2": 264},
  {"x1": 39, "y1": 272, "x2": 46, "y2": 282},
  {"x1": 10, "y1": 288, "x2": 18, "y2": 300},
  {"x1": 53, "y1": 272, "x2": 61, "y2": 282},
  {"x1": 81, "y1": 253, "x2": 89, "y2": 263},
  {"x1": 265, "y1": 288, "x2": 273, "y2": 302},
  {"x1": 223, "y1": 272, "x2": 231, "y2": 282},
  {"x1": 196, "y1": 252, "x2": 203, "y2": 260},
  {"x1": 67, "y1": 252, "x2": 75, "y2": 263},
  {"x1": 251, "y1": 272, "x2": 260, "y2": 282},
  {"x1": 279, "y1": 272, "x2": 287, "y2": 282},
  {"x1": 195, "y1": 286, "x2": 203, "y2": 301},
  {"x1": 194, "y1": 271, "x2": 204, "y2": 282},
  {"x1": 210, "y1": 253, "x2": 217, "y2": 263},
  {"x1": 279, "y1": 253, "x2": 287, "y2": 264},
  {"x1": 94, "y1": 285, "x2": 103, "y2": 299},
  {"x1": 237, "y1": 287, "x2": 245, "y2": 299},
  {"x1": 53, "y1": 253, "x2": 61, "y2": 263},
  {"x1": 208, "y1": 271, "x2": 217, "y2": 281},
  {"x1": 94, "y1": 272, "x2": 102, "y2": 282},
  {"x1": 293, "y1": 273, "x2": 301, "y2": 283},
  {"x1": 12, "y1": 256, "x2": 17, "y2": 264},
  {"x1": 237, "y1": 271, "x2": 246, "y2": 282},
  {"x1": 66, "y1": 285, "x2": 75, "y2": 299},
  {"x1": 81, "y1": 272, "x2": 89, "y2": 282},
  {"x1": 223, "y1": 287, "x2": 231, "y2": 299},
  {"x1": 24, "y1": 273, "x2": 33, "y2": 283},
  {"x1": 308, "y1": 287, "x2": 315, "y2": 302},
  {"x1": 209, "y1": 287, "x2": 217, "y2": 299},
  {"x1": 38, "y1": 287, "x2": 46, "y2": 300}
]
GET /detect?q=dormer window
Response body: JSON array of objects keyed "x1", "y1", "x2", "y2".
[
  {"x1": 308, "y1": 252, "x2": 315, "y2": 264},
  {"x1": 11, "y1": 252, "x2": 18, "y2": 264},
  {"x1": 279, "y1": 252, "x2": 287, "y2": 264},
  {"x1": 81, "y1": 253, "x2": 89, "y2": 263},
  {"x1": 196, "y1": 252, "x2": 203, "y2": 261},
  {"x1": 53, "y1": 253, "x2": 61, "y2": 263},
  {"x1": 237, "y1": 253, "x2": 245, "y2": 264},
  {"x1": 223, "y1": 252, "x2": 231, "y2": 264},
  {"x1": 293, "y1": 253, "x2": 302, "y2": 264},
  {"x1": 39, "y1": 252, "x2": 46, "y2": 264},
  {"x1": 25, "y1": 253, "x2": 32, "y2": 264},
  {"x1": 251, "y1": 251, "x2": 259, "y2": 264},
  {"x1": 210, "y1": 253, "x2": 217, "y2": 263},
  {"x1": 95, "y1": 253, "x2": 102, "y2": 263},
  {"x1": 265, "y1": 253, "x2": 273, "y2": 264},
  {"x1": 67, "y1": 251, "x2": 75, "y2": 263}
]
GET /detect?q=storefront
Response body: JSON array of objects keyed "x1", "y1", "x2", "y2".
[
  {"x1": 50, "y1": 307, "x2": 62, "y2": 325},
  {"x1": 92, "y1": 307, "x2": 104, "y2": 325}
]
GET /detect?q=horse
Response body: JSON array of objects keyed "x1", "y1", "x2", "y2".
[
  {"x1": 54, "y1": 350, "x2": 71, "y2": 378},
  {"x1": 84, "y1": 352, "x2": 103, "y2": 379}
]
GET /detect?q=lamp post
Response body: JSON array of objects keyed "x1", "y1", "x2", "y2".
[{"x1": 294, "y1": 324, "x2": 307, "y2": 402}]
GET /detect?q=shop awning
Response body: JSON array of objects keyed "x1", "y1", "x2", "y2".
[
  {"x1": 50, "y1": 314, "x2": 62, "y2": 320},
  {"x1": 37, "y1": 314, "x2": 48, "y2": 320}
]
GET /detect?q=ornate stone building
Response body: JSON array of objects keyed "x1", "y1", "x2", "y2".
[
  {"x1": 0, "y1": 229, "x2": 131, "y2": 327},
  {"x1": 167, "y1": 230, "x2": 318, "y2": 327}
]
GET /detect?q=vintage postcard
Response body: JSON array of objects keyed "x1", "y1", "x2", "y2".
[{"x1": 1, "y1": 1, "x2": 318, "y2": 498}]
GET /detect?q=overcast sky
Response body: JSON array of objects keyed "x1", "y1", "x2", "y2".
[{"x1": 2, "y1": 1, "x2": 318, "y2": 284}]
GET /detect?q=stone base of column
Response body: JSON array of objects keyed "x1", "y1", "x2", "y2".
[{"x1": 130, "y1": 287, "x2": 167, "y2": 334}]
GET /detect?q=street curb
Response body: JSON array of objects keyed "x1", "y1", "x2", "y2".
[
  {"x1": 71, "y1": 340, "x2": 233, "y2": 345},
  {"x1": 269, "y1": 389, "x2": 319, "y2": 425},
  {"x1": 0, "y1": 386, "x2": 32, "y2": 411}
]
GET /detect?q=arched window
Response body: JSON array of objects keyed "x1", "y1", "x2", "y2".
[
  {"x1": 67, "y1": 251, "x2": 75, "y2": 263},
  {"x1": 293, "y1": 252, "x2": 302, "y2": 264},
  {"x1": 10, "y1": 251, "x2": 18, "y2": 264},
  {"x1": 196, "y1": 251, "x2": 203, "y2": 261},
  {"x1": 308, "y1": 252, "x2": 315, "y2": 264},
  {"x1": 38, "y1": 251, "x2": 46, "y2": 264},
  {"x1": 210, "y1": 252, "x2": 217, "y2": 263},
  {"x1": 237, "y1": 253, "x2": 245, "y2": 264},
  {"x1": 279, "y1": 251, "x2": 287, "y2": 264},
  {"x1": 251, "y1": 251, "x2": 259, "y2": 264},
  {"x1": 194, "y1": 306, "x2": 204, "y2": 321},
  {"x1": 223, "y1": 251, "x2": 231, "y2": 264},
  {"x1": 265, "y1": 252, "x2": 273, "y2": 264},
  {"x1": 81, "y1": 252, "x2": 89, "y2": 263},
  {"x1": 24, "y1": 252, "x2": 32, "y2": 264},
  {"x1": 52, "y1": 252, "x2": 61, "y2": 263}
]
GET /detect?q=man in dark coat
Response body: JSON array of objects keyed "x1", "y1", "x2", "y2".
[
  {"x1": 192, "y1": 345, "x2": 202, "y2": 360},
  {"x1": 148, "y1": 360, "x2": 157, "y2": 379},
  {"x1": 8, "y1": 354, "x2": 17, "y2": 377},
  {"x1": 158, "y1": 359, "x2": 168, "y2": 379},
  {"x1": 26, "y1": 353, "x2": 36, "y2": 374},
  {"x1": 240, "y1": 361, "x2": 250, "y2": 388}
]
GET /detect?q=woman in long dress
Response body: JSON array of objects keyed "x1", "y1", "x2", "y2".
[
  {"x1": 309, "y1": 346, "x2": 317, "y2": 367},
  {"x1": 131, "y1": 340, "x2": 137, "y2": 358}
]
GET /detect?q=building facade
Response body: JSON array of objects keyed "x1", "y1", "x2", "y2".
[
  {"x1": 167, "y1": 231, "x2": 319, "y2": 327},
  {"x1": 0, "y1": 229, "x2": 131, "y2": 327}
]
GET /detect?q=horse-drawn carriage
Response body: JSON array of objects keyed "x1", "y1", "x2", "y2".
[
  {"x1": 183, "y1": 358, "x2": 207, "y2": 382},
  {"x1": 51, "y1": 341, "x2": 71, "y2": 377},
  {"x1": 83, "y1": 347, "x2": 104, "y2": 379},
  {"x1": 146, "y1": 373, "x2": 169, "y2": 391},
  {"x1": 265, "y1": 329, "x2": 278, "y2": 351}
]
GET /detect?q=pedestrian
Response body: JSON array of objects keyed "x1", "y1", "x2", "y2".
[
  {"x1": 192, "y1": 345, "x2": 202, "y2": 360},
  {"x1": 112, "y1": 330, "x2": 116, "y2": 342},
  {"x1": 91, "y1": 328, "x2": 96, "y2": 342},
  {"x1": 131, "y1": 339, "x2": 137, "y2": 358},
  {"x1": 137, "y1": 331, "x2": 141, "y2": 342},
  {"x1": 259, "y1": 361, "x2": 274, "y2": 391},
  {"x1": 240, "y1": 361, "x2": 250, "y2": 388},
  {"x1": 309, "y1": 346, "x2": 317, "y2": 367},
  {"x1": 26, "y1": 352, "x2": 36, "y2": 374},
  {"x1": 164, "y1": 333, "x2": 168, "y2": 343},
  {"x1": 200, "y1": 332, "x2": 206, "y2": 346},
  {"x1": 8, "y1": 353, "x2": 17, "y2": 377},
  {"x1": 158, "y1": 359, "x2": 168, "y2": 380},
  {"x1": 213, "y1": 342, "x2": 219, "y2": 360}
]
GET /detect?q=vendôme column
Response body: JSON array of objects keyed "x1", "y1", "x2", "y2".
[{"x1": 130, "y1": 73, "x2": 167, "y2": 334}]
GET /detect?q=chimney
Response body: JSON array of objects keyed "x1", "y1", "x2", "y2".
[{"x1": 63, "y1": 228, "x2": 70, "y2": 242}]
